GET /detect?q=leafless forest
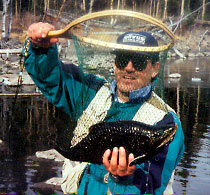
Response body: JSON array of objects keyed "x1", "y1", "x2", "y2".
[{"x1": 0, "y1": 0, "x2": 210, "y2": 55}]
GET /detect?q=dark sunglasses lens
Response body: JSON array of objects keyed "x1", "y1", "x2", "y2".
[
  {"x1": 115, "y1": 55, "x2": 129, "y2": 69},
  {"x1": 132, "y1": 57, "x2": 148, "y2": 71},
  {"x1": 115, "y1": 54, "x2": 148, "y2": 71}
]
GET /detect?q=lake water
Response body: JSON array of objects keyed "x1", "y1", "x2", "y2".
[{"x1": 0, "y1": 58, "x2": 209, "y2": 195}]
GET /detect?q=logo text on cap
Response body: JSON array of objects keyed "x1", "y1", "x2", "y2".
[{"x1": 122, "y1": 33, "x2": 146, "y2": 45}]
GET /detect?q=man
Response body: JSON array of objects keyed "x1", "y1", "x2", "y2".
[{"x1": 25, "y1": 22, "x2": 184, "y2": 195}]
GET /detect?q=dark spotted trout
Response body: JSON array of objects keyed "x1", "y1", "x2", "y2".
[{"x1": 51, "y1": 118, "x2": 177, "y2": 166}]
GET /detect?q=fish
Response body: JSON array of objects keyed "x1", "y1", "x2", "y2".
[{"x1": 51, "y1": 120, "x2": 177, "y2": 166}]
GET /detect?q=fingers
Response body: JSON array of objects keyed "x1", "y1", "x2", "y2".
[
  {"x1": 127, "y1": 153, "x2": 136, "y2": 175},
  {"x1": 103, "y1": 149, "x2": 111, "y2": 170},
  {"x1": 110, "y1": 147, "x2": 119, "y2": 173},
  {"x1": 27, "y1": 22, "x2": 58, "y2": 48},
  {"x1": 103, "y1": 147, "x2": 136, "y2": 177},
  {"x1": 117, "y1": 147, "x2": 133, "y2": 176},
  {"x1": 118, "y1": 147, "x2": 127, "y2": 176},
  {"x1": 103, "y1": 147, "x2": 119, "y2": 175}
]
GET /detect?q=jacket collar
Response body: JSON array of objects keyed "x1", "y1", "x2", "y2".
[{"x1": 110, "y1": 80, "x2": 152, "y2": 104}]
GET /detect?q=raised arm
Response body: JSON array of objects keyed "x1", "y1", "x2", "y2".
[{"x1": 23, "y1": 22, "x2": 104, "y2": 119}]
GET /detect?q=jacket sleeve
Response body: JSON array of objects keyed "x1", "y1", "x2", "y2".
[
  {"x1": 23, "y1": 40, "x2": 104, "y2": 119},
  {"x1": 133, "y1": 112, "x2": 185, "y2": 195}
]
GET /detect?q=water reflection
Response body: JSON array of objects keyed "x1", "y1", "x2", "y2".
[
  {"x1": 0, "y1": 58, "x2": 210, "y2": 194},
  {"x1": 0, "y1": 96, "x2": 71, "y2": 194},
  {"x1": 164, "y1": 87, "x2": 210, "y2": 195},
  {"x1": 165, "y1": 58, "x2": 210, "y2": 89}
]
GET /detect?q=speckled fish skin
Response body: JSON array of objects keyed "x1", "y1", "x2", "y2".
[{"x1": 52, "y1": 120, "x2": 176, "y2": 166}]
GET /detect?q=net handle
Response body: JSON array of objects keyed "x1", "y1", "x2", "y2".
[{"x1": 48, "y1": 9, "x2": 176, "y2": 51}]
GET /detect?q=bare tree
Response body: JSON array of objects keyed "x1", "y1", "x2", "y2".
[
  {"x1": 54, "y1": 0, "x2": 57, "y2": 10},
  {"x1": 88, "y1": 0, "x2": 95, "y2": 13},
  {"x1": 110, "y1": 0, "x2": 114, "y2": 10},
  {"x1": 132, "y1": 0, "x2": 136, "y2": 11},
  {"x1": 1, "y1": 0, "x2": 13, "y2": 41},
  {"x1": 202, "y1": 0, "x2": 206, "y2": 20},
  {"x1": 156, "y1": 0, "x2": 160, "y2": 17},
  {"x1": 117, "y1": 0, "x2": 120, "y2": 9},
  {"x1": 56, "y1": 0, "x2": 67, "y2": 20},
  {"x1": 149, "y1": 0, "x2": 153, "y2": 15},
  {"x1": 163, "y1": 0, "x2": 168, "y2": 19},
  {"x1": 122, "y1": 0, "x2": 126, "y2": 9},
  {"x1": 33, "y1": 0, "x2": 36, "y2": 16},
  {"x1": 42, "y1": 0, "x2": 50, "y2": 21},
  {"x1": 45, "y1": 0, "x2": 48, "y2": 12},
  {"x1": 15, "y1": 0, "x2": 18, "y2": 19},
  {"x1": 82, "y1": 0, "x2": 86, "y2": 12},
  {"x1": 181, "y1": 0, "x2": 185, "y2": 16},
  {"x1": 149, "y1": 0, "x2": 160, "y2": 16}
]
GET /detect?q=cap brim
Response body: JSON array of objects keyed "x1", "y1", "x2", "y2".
[
  {"x1": 112, "y1": 49, "x2": 160, "y2": 64},
  {"x1": 112, "y1": 48, "x2": 153, "y2": 57}
]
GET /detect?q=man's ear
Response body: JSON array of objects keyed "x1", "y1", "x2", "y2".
[{"x1": 151, "y1": 62, "x2": 159, "y2": 78}]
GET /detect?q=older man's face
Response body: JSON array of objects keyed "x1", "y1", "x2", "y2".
[{"x1": 114, "y1": 59, "x2": 159, "y2": 101}]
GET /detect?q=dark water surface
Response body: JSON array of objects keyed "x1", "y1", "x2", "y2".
[{"x1": 0, "y1": 58, "x2": 210, "y2": 195}]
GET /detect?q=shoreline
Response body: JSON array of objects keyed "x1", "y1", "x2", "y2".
[{"x1": 0, "y1": 35, "x2": 209, "y2": 88}]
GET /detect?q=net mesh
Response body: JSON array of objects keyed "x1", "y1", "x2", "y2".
[{"x1": 69, "y1": 13, "x2": 172, "y2": 99}]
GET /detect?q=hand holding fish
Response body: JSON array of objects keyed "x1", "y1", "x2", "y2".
[
  {"x1": 103, "y1": 147, "x2": 136, "y2": 177},
  {"x1": 27, "y1": 22, "x2": 58, "y2": 48}
]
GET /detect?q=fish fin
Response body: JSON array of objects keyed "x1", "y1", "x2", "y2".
[
  {"x1": 129, "y1": 154, "x2": 146, "y2": 166},
  {"x1": 50, "y1": 140, "x2": 71, "y2": 159}
]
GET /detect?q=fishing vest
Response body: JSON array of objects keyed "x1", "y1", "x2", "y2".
[{"x1": 61, "y1": 83, "x2": 175, "y2": 194}]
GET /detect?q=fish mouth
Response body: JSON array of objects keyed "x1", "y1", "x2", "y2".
[{"x1": 156, "y1": 126, "x2": 177, "y2": 149}]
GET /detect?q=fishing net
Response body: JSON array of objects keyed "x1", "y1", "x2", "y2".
[
  {"x1": 63, "y1": 10, "x2": 175, "y2": 102},
  {"x1": 50, "y1": 10, "x2": 177, "y2": 163}
]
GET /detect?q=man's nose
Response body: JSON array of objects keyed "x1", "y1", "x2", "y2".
[{"x1": 124, "y1": 61, "x2": 136, "y2": 72}]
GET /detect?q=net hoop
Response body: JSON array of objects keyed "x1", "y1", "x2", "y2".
[{"x1": 48, "y1": 9, "x2": 176, "y2": 52}]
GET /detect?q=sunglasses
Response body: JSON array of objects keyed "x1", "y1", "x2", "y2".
[{"x1": 115, "y1": 54, "x2": 150, "y2": 71}]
